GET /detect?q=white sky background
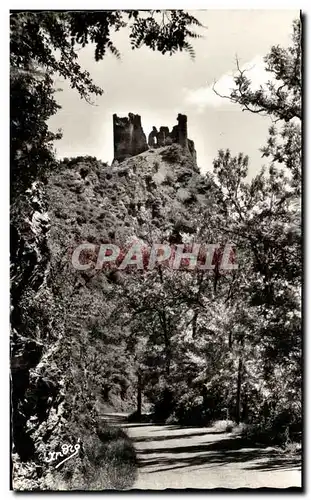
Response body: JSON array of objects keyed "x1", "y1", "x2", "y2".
[{"x1": 48, "y1": 10, "x2": 299, "y2": 177}]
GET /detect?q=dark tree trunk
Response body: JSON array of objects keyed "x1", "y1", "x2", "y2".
[
  {"x1": 236, "y1": 357, "x2": 243, "y2": 425},
  {"x1": 137, "y1": 370, "x2": 142, "y2": 417},
  {"x1": 242, "y1": 388, "x2": 249, "y2": 421},
  {"x1": 192, "y1": 311, "x2": 198, "y2": 338},
  {"x1": 157, "y1": 268, "x2": 171, "y2": 377}
]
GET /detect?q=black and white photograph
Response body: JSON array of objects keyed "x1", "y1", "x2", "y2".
[{"x1": 10, "y1": 7, "x2": 302, "y2": 491}]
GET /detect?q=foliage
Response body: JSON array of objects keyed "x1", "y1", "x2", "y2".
[
  {"x1": 215, "y1": 19, "x2": 301, "y2": 122},
  {"x1": 117, "y1": 19, "x2": 302, "y2": 438},
  {"x1": 160, "y1": 144, "x2": 184, "y2": 164},
  {"x1": 10, "y1": 70, "x2": 61, "y2": 201},
  {"x1": 10, "y1": 14, "x2": 301, "y2": 491},
  {"x1": 10, "y1": 10, "x2": 203, "y2": 197},
  {"x1": 10, "y1": 9, "x2": 203, "y2": 489}
]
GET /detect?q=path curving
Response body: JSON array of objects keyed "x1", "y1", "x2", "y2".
[{"x1": 102, "y1": 413, "x2": 302, "y2": 490}]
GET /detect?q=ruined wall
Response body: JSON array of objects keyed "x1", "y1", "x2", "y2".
[
  {"x1": 113, "y1": 113, "x2": 148, "y2": 163},
  {"x1": 176, "y1": 113, "x2": 188, "y2": 148},
  {"x1": 113, "y1": 112, "x2": 196, "y2": 163},
  {"x1": 151, "y1": 114, "x2": 196, "y2": 158}
]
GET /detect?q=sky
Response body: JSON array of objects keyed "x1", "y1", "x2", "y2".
[{"x1": 48, "y1": 9, "x2": 299, "y2": 177}]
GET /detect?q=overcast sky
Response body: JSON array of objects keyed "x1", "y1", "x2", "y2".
[{"x1": 49, "y1": 9, "x2": 299, "y2": 177}]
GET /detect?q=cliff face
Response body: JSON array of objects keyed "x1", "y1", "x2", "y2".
[
  {"x1": 113, "y1": 113, "x2": 197, "y2": 164},
  {"x1": 10, "y1": 182, "x2": 64, "y2": 488}
]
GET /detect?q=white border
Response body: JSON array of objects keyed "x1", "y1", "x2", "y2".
[
  {"x1": 4, "y1": 1, "x2": 310, "y2": 9},
  {"x1": 2, "y1": 2, "x2": 308, "y2": 498}
]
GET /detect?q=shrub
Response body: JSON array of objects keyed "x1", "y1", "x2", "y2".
[
  {"x1": 96, "y1": 424, "x2": 129, "y2": 443},
  {"x1": 171, "y1": 398, "x2": 209, "y2": 427},
  {"x1": 212, "y1": 419, "x2": 235, "y2": 433},
  {"x1": 117, "y1": 169, "x2": 128, "y2": 178},
  {"x1": 163, "y1": 173, "x2": 174, "y2": 186},
  {"x1": 238, "y1": 419, "x2": 299, "y2": 447},
  {"x1": 160, "y1": 144, "x2": 181, "y2": 164},
  {"x1": 80, "y1": 167, "x2": 89, "y2": 179},
  {"x1": 177, "y1": 171, "x2": 192, "y2": 183},
  {"x1": 151, "y1": 388, "x2": 175, "y2": 423},
  {"x1": 184, "y1": 193, "x2": 197, "y2": 205},
  {"x1": 77, "y1": 426, "x2": 137, "y2": 490},
  {"x1": 47, "y1": 424, "x2": 137, "y2": 491},
  {"x1": 127, "y1": 411, "x2": 151, "y2": 423}
]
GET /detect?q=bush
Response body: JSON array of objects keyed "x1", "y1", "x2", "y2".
[
  {"x1": 177, "y1": 171, "x2": 192, "y2": 184},
  {"x1": 238, "y1": 402, "x2": 302, "y2": 446},
  {"x1": 171, "y1": 399, "x2": 209, "y2": 427},
  {"x1": 163, "y1": 173, "x2": 174, "y2": 186},
  {"x1": 238, "y1": 418, "x2": 300, "y2": 447},
  {"x1": 212, "y1": 419, "x2": 235, "y2": 433},
  {"x1": 96, "y1": 424, "x2": 129, "y2": 443},
  {"x1": 127, "y1": 411, "x2": 151, "y2": 423},
  {"x1": 47, "y1": 424, "x2": 137, "y2": 491},
  {"x1": 80, "y1": 167, "x2": 89, "y2": 179},
  {"x1": 117, "y1": 169, "x2": 128, "y2": 178},
  {"x1": 151, "y1": 387, "x2": 175, "y2": 423},
  {"x1": 80, "y1": 425, "x2": 137, "y2": 490},
  {"x1": 160, "y1": 144, "x2": 181, "y2": 164}
]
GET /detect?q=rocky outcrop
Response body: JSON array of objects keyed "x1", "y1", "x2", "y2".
[
  {"x1": 10, "y1": 181, "x2": 77, "y2": 491},
  {"x1": 10, "y1": 180, "x2": 64, "y2": 489}
]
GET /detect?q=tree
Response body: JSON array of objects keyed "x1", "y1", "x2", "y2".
[
  {"x1": 10, "y1": 10, "x2": 203, "y2": 198},
  {"x1": 209, "y1": 19, "x2": 301, "y2": 435},
  {"x1": 214, "y1": 19, "x2": 301, "y2": 122},
  {"x1": 10, "y1": 10, "x2": 203, "y2": 99},
  {"x1": 214, "y1": 18, "x2": 301, "y2": 192},
  {"x1": 10, "y1": 11, "x2": 205, "y2": 487}
]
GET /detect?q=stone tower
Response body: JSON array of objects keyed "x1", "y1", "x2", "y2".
[
  {"x1": 113, "y1": 113, "x2": 148, "y2": 163},
  {"x1": 170, "y1": 113, "x2": 188, "y2": 148},
  {"x1": 112, "y1": 112, "x2": 196, "y2": 163}
]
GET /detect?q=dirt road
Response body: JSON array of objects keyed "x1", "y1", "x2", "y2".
[{"x1": 103, "y1": 414, "x2": 302, "y2": 490}]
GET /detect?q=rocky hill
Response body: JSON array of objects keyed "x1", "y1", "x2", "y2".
[
  {"x1": 11, "y1": 115, "x2": 216, "y2": 490},
  {"x1": 48, "y1": 144, "x2": 210, "y2": 254}
]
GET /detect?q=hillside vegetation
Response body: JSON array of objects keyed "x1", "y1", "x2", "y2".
[{"x1": 10, "y1": 12, "x2": 301, "y2": 490}]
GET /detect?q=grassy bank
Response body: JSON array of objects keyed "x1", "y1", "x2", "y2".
[{"x1": 47, "y1": 424, "x2": 137, "y2": 491}]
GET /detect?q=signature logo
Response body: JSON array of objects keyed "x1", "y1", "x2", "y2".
[{"x1": 45, "y1": 443, "x2": 81, "y2": 469}]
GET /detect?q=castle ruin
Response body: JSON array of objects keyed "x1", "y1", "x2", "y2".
[{"x1": 113, "y1": 113, "x2": 196, "y2": 163}]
